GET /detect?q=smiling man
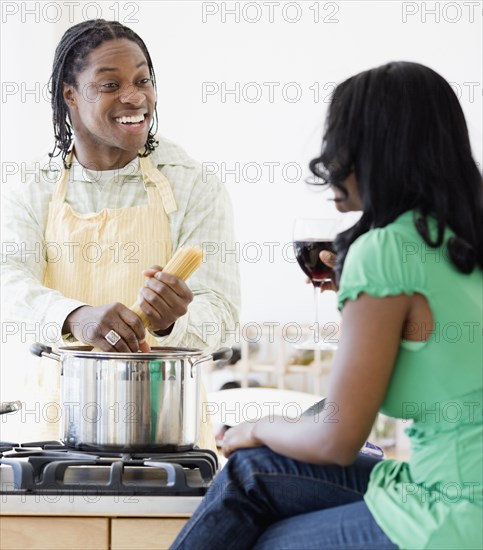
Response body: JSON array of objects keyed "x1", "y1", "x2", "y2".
[
  {"x1": 1, "y1": 20, "x2": 239, "y2": 443},
  {"x1": 63, "y1": 39, "x2": 156, "y2": 171}
]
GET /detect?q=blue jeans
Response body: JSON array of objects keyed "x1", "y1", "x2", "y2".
[{"x1": 171, "y1": 446, "x2": 398, "y2": 549}]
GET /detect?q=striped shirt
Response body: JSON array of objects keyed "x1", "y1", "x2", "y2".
[{"x1": 1, "y1": 136, "x2": 240, "y2": 351}]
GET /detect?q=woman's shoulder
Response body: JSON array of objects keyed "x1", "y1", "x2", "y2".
[
  {"x1": 348, "y1": 211, "x2": 420, "y2": 263},
  {"x1": 338, "y1": 212, "x2": 427, "y2": 307}
]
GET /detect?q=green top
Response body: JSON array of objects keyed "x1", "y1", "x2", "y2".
[{"x1": 338, "y1": 211, "x2": 483, "y2": 550}]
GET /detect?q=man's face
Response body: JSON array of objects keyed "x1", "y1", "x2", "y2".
[{"x1": 63, "y1": 38, "x2": 156, "y2": 159}]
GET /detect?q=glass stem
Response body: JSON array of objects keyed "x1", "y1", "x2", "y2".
[{"x1": 313, "y1": 283, "x2": 320, "y2": 343}]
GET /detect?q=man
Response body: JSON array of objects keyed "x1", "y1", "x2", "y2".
[{"x1": 1, "y1": 19, "x2": 239, "y2": 442}]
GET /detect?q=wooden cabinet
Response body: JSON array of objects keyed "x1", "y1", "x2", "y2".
[
  {"x1": 111, "y1": 519, "x2": 188, "y2": 549},
  {"x1": 0, "y1": 516, "x2": 188, "y2": 550},
  {"x1": 0, "y1": 517, "x2": 109, "y2": 550}
]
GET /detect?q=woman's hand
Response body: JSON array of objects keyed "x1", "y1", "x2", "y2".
[
  {"x1": 319, "y1": 250, "x2": 338, "y2": 291},
  {"x1": 221, "y1": 421, "x2": 263, "y2": 458},
  {"x1": 63, "y1": 303, "x2": 147, "y2": 352},
  {"x1": 304, "y1": 250, "x2": 338, "y2": 291},
  {"x1": 139, "y1": 265, "x2": 194, "y2": 334}
]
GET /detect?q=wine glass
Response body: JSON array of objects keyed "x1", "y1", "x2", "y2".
[{"x1": 293, "y1": 218, "x2": 340, "y2": 350}]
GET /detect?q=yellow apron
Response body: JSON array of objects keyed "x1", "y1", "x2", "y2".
[
  {"x1": 44, "y1": 151, "x2": 175, "y2": 327},
  {"x1": 41, "y1": 150, "x2": 215, "y2": 451}
]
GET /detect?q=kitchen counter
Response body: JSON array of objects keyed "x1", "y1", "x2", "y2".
[
  {"x1": 0, "y1": 492, "x2": 201, "y2": 517},
  {"x1": 0, "y1": 466, "x2": 201, "y2": 549},
  {"x1": 0, "y1": 459, "x2": 203, "y2": 516}
]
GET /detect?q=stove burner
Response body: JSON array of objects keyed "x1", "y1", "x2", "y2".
[{"x1": 0, "y1": 441, "x2": 218, "y2": 496}]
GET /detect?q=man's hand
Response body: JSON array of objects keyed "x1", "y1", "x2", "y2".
[
  {"x1": 139, "y1": 265, "x2": 194, "y2": 333},
  {"x1": 63, "y1": 303, "x2": 147, "y2": 352}
]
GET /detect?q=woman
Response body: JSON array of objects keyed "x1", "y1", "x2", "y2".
[
  {"x1": 171, "y1": 62, "x2": 482, "y2": 549},
  {"x1": 0, "y1": 20, "x2": 239, "y2": 444}
]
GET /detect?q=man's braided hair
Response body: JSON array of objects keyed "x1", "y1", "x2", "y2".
[{"x1": 48, "y1": 19, "x2": 158, "y2": 168}]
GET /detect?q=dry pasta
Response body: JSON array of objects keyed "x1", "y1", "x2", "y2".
[
  {"x1": 90, "y1": 247, "x2": 203, "y2": 351},
  {"x1": 130, "y1": 246, "x2": 203, "y2": 328},
  {"x1": 162, "y1": 246, "x2": 203, "y2": 280}
]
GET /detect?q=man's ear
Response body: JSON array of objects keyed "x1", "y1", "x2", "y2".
[{"x1": 63, "y1": 83, "x2": 76, "y2": 108}]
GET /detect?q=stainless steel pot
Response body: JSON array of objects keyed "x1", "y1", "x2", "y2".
[{"x1": 30, "y1": 343, "x2": 232, "y2": 452}]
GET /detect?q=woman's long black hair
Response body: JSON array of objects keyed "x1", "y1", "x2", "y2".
[
  {"x1": 309, "y1": 61, "x2": 483, "y2": 276},
  {"x1": 48, "y1": 19, "x2": 158, "y2": 168}
]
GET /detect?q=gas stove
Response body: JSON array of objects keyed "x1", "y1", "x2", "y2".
[{"x1": 0, "y1": 440, "x2": 218, "y2": 498}]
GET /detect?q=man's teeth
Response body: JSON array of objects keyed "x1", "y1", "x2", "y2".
[{"x1": 116, "y1": 114, "x2": 145, "y2": 124}]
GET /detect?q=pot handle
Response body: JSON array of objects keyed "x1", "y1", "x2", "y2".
[
  {"x1": 211, "y1": 347, "x2": 233, "y2": 363},
  {"x1": 0, "y1": 400, "x2": 22, "y2": 415},
  {"x1": 30, "y1": 342, "x2": 61, "y2": 362},
  {"x1": 191, "y1": 347, "x2": 233, "y2": 374}
]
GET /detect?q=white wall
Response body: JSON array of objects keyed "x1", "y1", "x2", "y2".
[{"x1": 2, "y1": 0, "x2": 482, "y2": 329}]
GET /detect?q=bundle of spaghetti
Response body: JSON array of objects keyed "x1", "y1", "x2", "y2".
[
  {"x1": 91, "y1": 247, "x2": 203, "y2": 351},
  {"x1": 129, "y1": 246, "x2": 203, "y2": 329},
  {"x1": 162, "y1": 246, "x2": 203, "y2": 281}
]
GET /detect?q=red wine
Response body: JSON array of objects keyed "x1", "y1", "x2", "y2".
[{"x1": 294, "y1": 239, "x2": 335, "y2": 286}]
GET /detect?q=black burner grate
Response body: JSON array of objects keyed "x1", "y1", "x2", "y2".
[{"x1": 0, "y1": 441, "x2": 218, "y2": 496}]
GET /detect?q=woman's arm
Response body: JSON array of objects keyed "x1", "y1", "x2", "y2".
[{"x1": 222, "y1": 293, "x2": 410, "y2": 465}]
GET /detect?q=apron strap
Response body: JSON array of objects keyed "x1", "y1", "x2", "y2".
[
  {"x1": 51, "y1": 150, "x2": 74, "y2": 208},
  {"x1": 139, "y1": 155, "x2": 178, "y2": 215}
]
